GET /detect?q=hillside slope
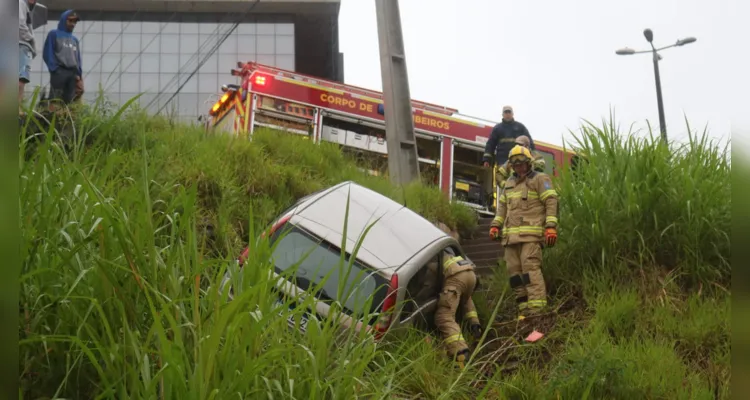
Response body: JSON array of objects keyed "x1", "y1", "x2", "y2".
[{"x1": 19, "y1": 105, "x2": 730, "y2": 399}]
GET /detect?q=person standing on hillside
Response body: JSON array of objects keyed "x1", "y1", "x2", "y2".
[
  {"x1": 43, "y1": 10, "x2": 83, "y2": 105},
  {"x1": 19, "y1": 0, "x2": 38, "y2": 111},
  {"x1": 489, "y1": 145, "x2": 558, "y2": 319},
  {"x1": 482, "y1": 105, "x2": 535, "y2": 168}
]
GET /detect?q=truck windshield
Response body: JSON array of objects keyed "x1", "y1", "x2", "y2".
[{"x1": 270, "y1": 226, "x2": 389, "y2": 317}]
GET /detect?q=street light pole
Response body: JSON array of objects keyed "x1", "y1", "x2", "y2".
[
  {"x1": 650, "y1": 45, "x2": 667, "y2": 143},
  {"x1": 615, "y1": 29, "x2": 696, "y2": 145}
]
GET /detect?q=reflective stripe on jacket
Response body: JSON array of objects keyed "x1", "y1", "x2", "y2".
[{"x1": 490, "y1": 170, "x2": 559, "y2": 245}]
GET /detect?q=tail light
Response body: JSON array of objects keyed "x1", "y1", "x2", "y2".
[
  {"x1": 374, "y1": 274, "x2": 398, "y2": 339},
  {"x1": 260, "y1": 213, "x2": 292, "y2": 239},
  {"x1": 238, "y1": 247, "x2": 250, "y2": 266}
]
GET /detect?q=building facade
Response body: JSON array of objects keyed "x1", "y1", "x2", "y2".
[{"x1": 24, "y1": 0, "x2": 343, "y2": 123}]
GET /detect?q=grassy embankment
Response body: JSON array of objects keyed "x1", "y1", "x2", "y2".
[{"x1": 19, "y1": 100, "x2": 730, "y2": 399}]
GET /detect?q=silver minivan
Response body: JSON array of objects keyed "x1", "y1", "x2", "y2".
[{"x1": 219, "y1": 181, "x2": 472, "y2": 338}]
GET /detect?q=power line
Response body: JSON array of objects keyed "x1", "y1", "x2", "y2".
[
  {"x1": 84, "y1": 10, "x2": 143, "y2": 82},
  {"x1": 153, "y1": 0, "x2": 262, "y2": 115},
  {"x1": 80, "y1": 8, "x2": 242, "y2": 115},
  {"x1": 100, "y1": 12, "x2": 180, "y2": 93},
  {"x1": 41, "y1": 4, "x2": 262, "y2": 119},
  {"x1": 149, "y1": 17, "x2": 245, "y2": 112}
]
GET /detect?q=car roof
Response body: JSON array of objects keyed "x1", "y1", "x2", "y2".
[{"x1": 289, "y1": 181, "x2": 450, "y2": 272}]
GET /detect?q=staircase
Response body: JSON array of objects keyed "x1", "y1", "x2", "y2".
[{"x1": 462, "y1": 216, "x2": 503, "y2": 275}]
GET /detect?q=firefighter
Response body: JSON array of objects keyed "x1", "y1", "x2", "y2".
[
  {"x1": 495, "y1": 135, "x2": 546, "y2": 190},
  {"x1": 489, "y1": 145, "x2": 558, "y2": 319},
  {"x1": 433, "y1": 246, "x2": 482, "y2": 368},
  {"x1": 482, "y1": 105, "x2": 534, "y2": 168}
]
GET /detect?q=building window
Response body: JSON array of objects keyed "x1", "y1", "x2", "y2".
[{"x1": 26, "y1": 13, "x2": 296, "y2": 123}]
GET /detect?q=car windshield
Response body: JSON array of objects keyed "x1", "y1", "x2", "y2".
[{"x1": 270, "y1": 226, "x2": 389, "y2": 317}]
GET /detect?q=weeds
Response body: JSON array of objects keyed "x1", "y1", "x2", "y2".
[
  {"x1": 19, "y1": 97, "x2": 730, "y2": 398},
  {"x1": 547, "y1": 117, "x2": 731, "y2": 289}
]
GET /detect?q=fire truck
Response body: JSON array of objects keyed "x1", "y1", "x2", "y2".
[{"x1": 205, "y1": 62, "x2": 577, "y2": 216}]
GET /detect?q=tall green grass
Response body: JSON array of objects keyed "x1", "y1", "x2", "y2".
[
  {"x1": 19, "y1": 98, "x2": 730, "y2": 399},
  {"x1": 547, "y1": 117, "x2": 731, "y2": 289},
  {"x1": 19, "y1": 101, "x2": 486, "y2": 398}
]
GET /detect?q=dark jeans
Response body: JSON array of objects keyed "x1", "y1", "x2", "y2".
[{"x1": 49, "y1": 67, "x2": 78, "y2": 104}]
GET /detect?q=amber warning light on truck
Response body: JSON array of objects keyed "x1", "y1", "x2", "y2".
[{"x1": 210, "y1": 91, "x2": 233, "y2": 117}]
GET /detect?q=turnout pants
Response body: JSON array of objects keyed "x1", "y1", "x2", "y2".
[
  {"x1": 504, "y1": 241, "x2": 547, "y2": 313},
  {"x1": 434, "y1": 270, "x2": 479, "y2": 357}
]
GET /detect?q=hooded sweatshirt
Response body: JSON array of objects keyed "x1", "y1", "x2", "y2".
[
  {"x1": 42, "y1": 10, "x2": 82, "y2": 76},
  {"x1": 19, "y1": 0, "x2": 36, "y2": 56}
]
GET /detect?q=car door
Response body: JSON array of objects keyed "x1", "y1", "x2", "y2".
[
  {"x1": 398, "y1": 243, "x2": 470, "y2": 332},
  {"x1": 397, "y1": 251, "x2": 443, "y2": 332}
]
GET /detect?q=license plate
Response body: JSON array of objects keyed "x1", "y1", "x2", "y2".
[{"x1": 274, "y1": 298, "x2": 309, "y2": 333}]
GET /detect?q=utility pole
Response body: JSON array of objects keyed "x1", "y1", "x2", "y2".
[{"x1": 374, "y1": 0, "x2": 421, "y2": 186}]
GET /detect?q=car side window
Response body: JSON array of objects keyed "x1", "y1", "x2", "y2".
[{"x1": 443, "y1": 244, "x2": 465, "y2": 262}]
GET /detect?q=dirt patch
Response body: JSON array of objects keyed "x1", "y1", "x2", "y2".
[{"x1": 469, "y1": 292, "x2": 589, "y2": 379}]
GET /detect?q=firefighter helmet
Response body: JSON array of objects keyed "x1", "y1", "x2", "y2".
[
  {"x1": 514, "y1": 135, "x2": 531, "y2": 148},
  {"x1": 508, "y1": 145, "x2": 532, "y2": 164}
]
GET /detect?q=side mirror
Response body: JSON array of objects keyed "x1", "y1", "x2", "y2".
[{"x1": 31, "y1": 3, "x2": 48, "y2": 30}]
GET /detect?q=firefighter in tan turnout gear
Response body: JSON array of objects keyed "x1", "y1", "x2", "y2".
[
  {"x1": 490, "y1": 145, "x2": 559, "y2": 318},
  {"x1": 430, "y1": 246, "x2": 482, "y2": 368}
]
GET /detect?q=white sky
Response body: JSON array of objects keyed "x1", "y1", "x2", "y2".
[{"x1": 338, "y1": 0, "x2": 747, "y2": 149}]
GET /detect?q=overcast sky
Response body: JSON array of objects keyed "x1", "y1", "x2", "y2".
[{"x1": 338, "y1": 0, "x2": 746, "y2": 150}]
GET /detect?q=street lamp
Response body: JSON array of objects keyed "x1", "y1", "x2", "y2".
[{"x1": 615, "y1": 29, "x2": 697, "y2": 144}]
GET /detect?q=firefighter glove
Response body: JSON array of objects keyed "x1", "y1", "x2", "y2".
[
  {"x1": 489, "y1": 227, "x2": 500, "y2": 240},
  {"x1": 470, "y1": 323, "x2": 482, "y2": 340},
  {"x1": 545, "y1": 228, "x2": 557, "y2": 247}
]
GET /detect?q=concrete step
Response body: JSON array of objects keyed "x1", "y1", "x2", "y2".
[
  {"x1": 469, "y1": 252, "x2": 503, "y2": 265},
  {"x1": 462, "y1": 241, "x2": 501, "y2": 254},
  {"x1": 463, "y1": 215, "x2": 503, "y2": 273},
  {"x1": 475, "y1": 265, "x2": 497, "y2": 276},
  {"x1": 461, "y1": 234, "x2": 503, "y2": 251},
  {"x1": 464, "y1": 245, "x2": 502, "y2": 256},
  {"x1": 474, "y1": 260, "x2": 500, "y2": 271}
]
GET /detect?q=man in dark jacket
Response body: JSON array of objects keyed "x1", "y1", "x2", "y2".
[
  {"x1": 482, "y1": 106, "x2": 535, "y2": 167},
  {"x1": 43, "y1": 10, "x2": 82, "y2": 105}
]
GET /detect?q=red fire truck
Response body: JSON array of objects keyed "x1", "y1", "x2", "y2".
[{"x1": 205, "y1": 62, "x2": 577, "y2": 216}]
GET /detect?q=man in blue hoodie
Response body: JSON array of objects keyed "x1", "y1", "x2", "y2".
[{"x1": 43, "y1": 10, "x2": 83, "y2": 105}]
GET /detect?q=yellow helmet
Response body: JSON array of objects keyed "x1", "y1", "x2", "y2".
[{"x1": 508, "y1": 145, "x2": 532, "y2": 163}]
